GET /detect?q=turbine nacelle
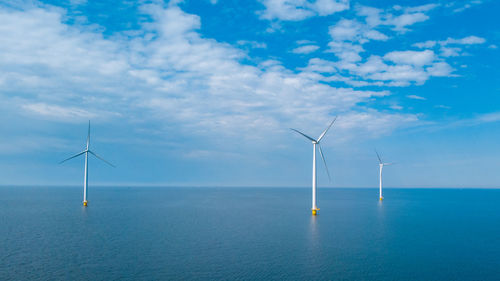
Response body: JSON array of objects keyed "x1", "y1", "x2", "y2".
[
  {"x1": 290, "y1": 117, "x2": 337, "y2": 182},
  {"x1": 59, "y1": 122, "x2": 115, "y2": 168},
  {"x1": 375, "y1": 149, "x2": 394, "y2": 167}
]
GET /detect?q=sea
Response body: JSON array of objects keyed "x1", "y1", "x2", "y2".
[{"x1": 0, "y1": 186, "x2": 499, "y2": 280}]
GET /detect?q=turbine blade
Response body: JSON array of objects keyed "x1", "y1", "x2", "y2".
[
  {"x1": 318, "y1": 143, "x2": 331, "y2": 182},
  {"x1": 59, "y1": 151, "x2": 86, "y2": 164},
  {"x1": 290, "y1": 128, "x2": 316, "y2": 142},
  {"x1": 384, "y1": 162, "x2": 395, "y2": 166},
  {"x1": 86, "y1": 120, "x2": 90, "y2": 149},
  {"x1": 317, "y1": 116, "x2": 337, "y2": 142},
  {"x1": 88, "y1": 150, "x2": 115, "y2": 167},
  {"x1": 375, "y1": 149, "x2": 382, "y2": 164}
]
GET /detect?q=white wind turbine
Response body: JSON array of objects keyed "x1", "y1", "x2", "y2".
[
  {"x1": 291, "y1": 117, "x2": 337, "y2": 215},
  {"x1": 376, "y1": 150, "x2": 393, "y2": 201},
  {"x1": 60, "y1": 121, "x2": 114, "y2": 206}
]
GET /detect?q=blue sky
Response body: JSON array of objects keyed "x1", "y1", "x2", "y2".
[{"x1": 0, "y1": 0, "x2": 499, "y2": 187}]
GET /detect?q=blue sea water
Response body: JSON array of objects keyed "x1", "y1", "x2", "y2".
[{"x1": 0, "y1": 186, "x2": 499, "y2": 280}]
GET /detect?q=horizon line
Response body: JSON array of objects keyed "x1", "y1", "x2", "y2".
[{"x1": 1, "y1": 184, "x2": 499, "y2": 189}]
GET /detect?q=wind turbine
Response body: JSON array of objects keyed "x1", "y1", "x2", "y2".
[
  {"x1": 60, "y1": 121, "x2": 114, "y2": 206},
  {"x1": 291, "y1": 117, "x2": 337, "y2": 216},
  {"x1": 375, "y1": 150, "x2": 393, "y2": 201}
]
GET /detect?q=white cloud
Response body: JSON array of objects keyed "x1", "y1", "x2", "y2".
[
  {"x1": 305, "y1": 49, "x2": 454, "y2": 87},
  {"x1": 355, "y1": 4, "x2": 437, "y2": 33},
  {"x1": 451, "y1": 0, "x2": 483, "y2": 13},
  {"x1": 258, "y1": 0, "x2": 349, "y2": 21},
  {"x1": 329, "y1": 19, "x2": 361, "y2": 41},
  {"x1": 330, "y1": 49, "x2": 451, "y2": 86},
  {"x1": 404, "y1": 3, "x2": 440, "y2": 13},
  {"x1": 414, "y1": 36, "x2": 486, "y2": 49},
  {"x1": 326, "y1": 3, "x2": 438, "y2": 76},
  {"x1": 327, "y1": 41, "x2": 364, "y2": 62},
  {"x1": 413, "y1": 35, "x2": 486, "y2": 57},
  {"x1": 237, "y1": 40, "x2": 268, "y2": 49},
  {"x1": 442, "y1": 111, "x2": 500, "y2": 129},
  {"x1": 388, "y1": 12, "x2": 429, "y2": 33},
  {"x1": 384, "y1": 50, "x2": 435, "y2": 66},
  {"x1": 258, "y1": 0, "x2": 313, "y2": 21},
  {"x1": 364, "y1": 29, "x2": 389, "y2": 41},
  {"x1": 435, "y1": 104, "x2": 451, "y2": 109},
  {"x1": 352, "y1": 55, "x2": 387, "y2": 75},
  {"x1": 356, "y1": 6, "x2": 383, "y2": 26},
  {"x1": 69, "y1": 0, "x2": 88, "y2": 6},
  {"x1": 332, "y1": 110, "x2": 418, "y2": 138},
  {"x1": 22, "y1": 103, "x2": 96, "y2": 120},
  {"x1": 0, "y1": 4, "x2": 415, "y2": 144},
  {"x1": 407, "y1": 95, "x2": 426, "y2": 100},
  {"x1": 476, "y1": 112, "x2": 500, "y2": 123},
  {"x1": 327, "y1": 4, "x2": 464, "y2": 87},
  {"x1": 312, "y1": 0, "x2": 350, "y2": 16},
  {"x1": 300, "y1": 58, "x2": 337, "y2": 73},
  {"x1": 426, "y1": 62, "x2": 454, "y2": 77},
  {"x1": 296, "y1": 39, "x2": 316, "y2": 45},
  {"x1": 292, "y1": 45, "x2": 320, "y2": 54},
  {"x1": 413, "y1": 40, "x2": 437, "y2": 48},
  {"x1": 0, "y1": 135, "x2": 69, "y2": 154},
  {"x1": 442, "y1": 36, "x2": 485, "y2": 45},
  {"x1": 328, "y1": 18, "x2": 389, "y2": 43},
  {"x1": 440, "y1": 46, "x2": 462, "y2": 57},
  {"x1": 366, "y1": 64, "x2": 430, "y2": 86}
]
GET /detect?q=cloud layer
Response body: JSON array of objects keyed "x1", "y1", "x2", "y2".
[
  {"x1": 0, "y1": 3, "x2": 424, "y2": 146},
  {"x1": 258, "y1": 0, "x2": 349, "y2": 21},
  {"x1": 0, "y1": 0, "x2": 496, "y2": 187}
]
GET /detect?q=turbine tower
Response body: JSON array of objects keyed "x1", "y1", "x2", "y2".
[
  {"x1": 60, "y1": 121, "x2": 114, "y2": 206},
  {"x1": 376, "y1": 150, "x2": 393, "y2": 201},
  {"x1": 291, "y1": 117, "x2": 337, "y2": 215}
]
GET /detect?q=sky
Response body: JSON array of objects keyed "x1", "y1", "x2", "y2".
[{"x1": 0, "y1": 0, "x2": 499, "y2": 188}]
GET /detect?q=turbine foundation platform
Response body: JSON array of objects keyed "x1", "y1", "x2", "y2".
[
  {"x1": 312, "y1": 208, "x2": 320, "y2": 216},
  {"x1": 83, "y1": 201, "x2": 88, "y2": 206},
  {"x1": 379, "y1": 197, "x2": 383, "y2": 201}
]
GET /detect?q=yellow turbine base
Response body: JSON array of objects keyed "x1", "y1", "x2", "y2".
[
  {"x1": 83, "y1": 201, "x2": 88, "y2": 206},
  {"x1": 379, "y1": 197, "x2": 383, "y2": 201},
  {"x1": 312, "y1": 208, "x2": 320, "y2": 216}
]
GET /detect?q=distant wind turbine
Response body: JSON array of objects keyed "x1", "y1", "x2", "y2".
[
  {"x1": 60, "y1": 121, "x2": 114, "y2": 206},
  {"x1": 375, "y1": 149, "x2": 393, "y2": 201},
  {"x1": 291, "y1": 117, "x2": 337, "y2": 215}
]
